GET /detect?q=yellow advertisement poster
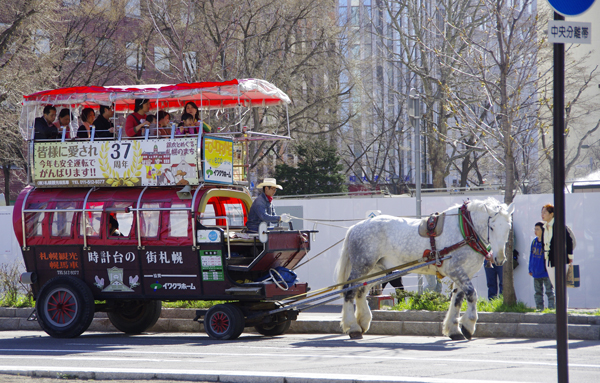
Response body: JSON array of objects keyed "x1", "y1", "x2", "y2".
[
  {"x1": 33, "y1": 138, "x2": 199, "y2": 188},
  {"x1": 203, "y1": 136, "x2": 233, "y2": 184}
]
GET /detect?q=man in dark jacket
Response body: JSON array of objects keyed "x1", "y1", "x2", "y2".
[
  {"x1": 94, "y1": 104, "x2": 115, "y2": 138},
  {"x1": 34, "y1": 105, "x2": 58, "y2": 139},
  {"x1": 245, "y1": 178, "x2": 291, "y2": 232}
]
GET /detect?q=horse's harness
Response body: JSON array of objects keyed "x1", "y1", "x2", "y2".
[{"x1": 422, "y1": 201, "x2": 494, "y2": 271}]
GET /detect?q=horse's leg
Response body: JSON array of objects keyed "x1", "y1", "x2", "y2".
[
  {"x1": 443, "y1": 285, "x2": 466, "y2": 340},
  {"x1": 354, "y1": 286, "x2": 372, "y2": 336},
  {"x1": 341, "y1": 286, "x2": 364, "y2": 338},
  {"x1": 458, "y1": 280, "x2": 478, "y2": 340}
]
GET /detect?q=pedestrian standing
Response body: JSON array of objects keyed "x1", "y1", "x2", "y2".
[{"x1": 529, "y1": 222, "x2": 554, "y2": 310}]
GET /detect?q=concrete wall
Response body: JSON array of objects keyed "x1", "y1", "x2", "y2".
[
  {"x1": 0, "y1": 206, "x2": 22, "y2": 268},
  {"x1": 277, "y1": 192, "x2": 600, "y2": 309},
  {"x1": 4, "y1": 194, "x2": 597, "y2": 309}
]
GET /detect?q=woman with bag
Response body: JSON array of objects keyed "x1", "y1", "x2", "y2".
[{"x1": 541, "y1": 204, "x2": 574, "y2": 301}]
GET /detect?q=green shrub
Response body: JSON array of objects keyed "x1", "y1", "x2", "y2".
[
  {"x1": 391, "y1": 290, "x2": 535, "y2": 313},
  {"x1": 162, "y1": 300, "x2": 227, "y2": 309},
  {"x1": 0, "y1": 263, "x2": 33, "y2": 307}
]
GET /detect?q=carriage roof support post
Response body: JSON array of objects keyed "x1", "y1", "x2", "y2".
[{"x1": 409, "y1": 88, "x2": 423, "y2": 294}]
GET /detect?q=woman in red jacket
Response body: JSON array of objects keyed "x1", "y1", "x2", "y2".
[{"x1": 125, "y1": 98, "x2": 151, "y2": 137}]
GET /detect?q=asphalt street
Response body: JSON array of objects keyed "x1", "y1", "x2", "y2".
[{"x1": 0, "y1": 330, "x2": 599, "y2": 383}]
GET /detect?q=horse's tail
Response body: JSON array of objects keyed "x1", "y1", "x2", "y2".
[{"x1": 334, "y1": 229, "x2": 353, "y2": 291}]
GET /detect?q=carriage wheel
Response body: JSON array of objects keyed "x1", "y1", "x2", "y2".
[
  {"x1": 107, "y1": 300, "x2": 162, "y2": 334},
  {"x1": 254, "y1": 319, "x2": 292, "y2": 336},
  {"x1": 204, "y1": 304, "x2": 244, "y2": 340},
  {"x1": 36, "y1": 276, "x2": 95, "y2": 338}
]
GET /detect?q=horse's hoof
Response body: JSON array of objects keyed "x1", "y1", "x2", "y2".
[
  {"x1": 349, "y1": 331, "x2": 363, "y2": 339},
  {"x1": 461, "y1": 326, "x2": 473, "y2": 340},
  {"x1": 449, "y1": 333, "x2": 466, "y2": 341}
]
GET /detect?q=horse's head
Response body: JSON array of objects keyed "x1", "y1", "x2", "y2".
[{"x1": 470, "y1": 198, "x2": 514, "y2": 266}]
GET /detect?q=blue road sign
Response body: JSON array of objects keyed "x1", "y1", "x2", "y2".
[{"x1": 547, "y1": 0, "x2": 596, "y2": 16}]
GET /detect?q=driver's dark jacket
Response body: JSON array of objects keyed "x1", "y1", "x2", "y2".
[{"x1": 245, "y1": 192, "x2": 280, "y2": 232}]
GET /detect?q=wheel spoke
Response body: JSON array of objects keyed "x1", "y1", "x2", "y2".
[
  {"x1": 211, "y1": 312, "x2": 230, "y2": 334},
  {"x1": 46, "y1": 290, "x2": 76, "y2": 325}
]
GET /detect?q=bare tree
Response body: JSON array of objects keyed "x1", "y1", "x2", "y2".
[{"x1": 0, "y1": 0, "x2": 59, "y2": 204}]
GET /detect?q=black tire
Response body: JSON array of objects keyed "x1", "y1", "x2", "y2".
[
  {"x1": 254, "y1": 319, "x2": 292, "y2": 336},
  {"x1": 205, "y1": 303, "x2": 245, "y2": 340},
  {"x1": 107, "y1": 300, "x2": 162, "y2": 334},
  {"x1": 36, "y1": 276, "x2": 95, "y2": 338}
]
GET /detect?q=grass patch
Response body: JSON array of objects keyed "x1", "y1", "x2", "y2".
[
  {"x1": 391, "y1": 290, "x2": 536, "y2": 313},
  {"x1": 162, "y1": 300, "x2": 227, "y2": 309}
]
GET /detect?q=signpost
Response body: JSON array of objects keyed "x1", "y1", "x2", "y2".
[{"x1": 546, "y1": 1, "x2": 595, "y2": 382}]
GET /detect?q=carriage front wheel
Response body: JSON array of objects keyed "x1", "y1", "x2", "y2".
[
  {"x1": 204, "y1": 304, "x2": 245, "y2": 340},
  {"x1": 36, "y1": 276, "x2": 95, "y2": 338}
]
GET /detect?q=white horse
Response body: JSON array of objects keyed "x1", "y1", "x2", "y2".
[{"x1": 335, "y1": 197, "x2": 514, "y2": 340}]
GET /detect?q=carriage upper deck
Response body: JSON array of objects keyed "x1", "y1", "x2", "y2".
[{"x1": 20, "y1": 79, "x2": 292, "y2": 189}]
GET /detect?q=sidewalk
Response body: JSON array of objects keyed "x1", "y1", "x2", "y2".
[{"x1": 1, "y1": 305, "x2": 599, "y2": 340}]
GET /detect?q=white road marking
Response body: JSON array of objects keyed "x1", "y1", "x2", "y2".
[
  {"x1": 0, "y1": 365, "x2": 538, "y2": 383},
  {"x1": 0, "y1": 355, "x2": 183, "y2": 362},
  {"x1": 1, "y1": 348, "x2": 599, "y2": 369}
]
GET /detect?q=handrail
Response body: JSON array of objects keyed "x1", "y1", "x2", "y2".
[
  {"x1": 81, "y1": 188, "x2": 96, "y2": 250},
  {"x1": 20, "y1": 187, "x2": 35, "y2": 250},
  {"x1": 197, "y1": 215, "x2": 232, "y2": 258},
  {"x1": 191, "y1": 183, "x2": 204, "y2": 249},
  {"x1": 135, "y1": 186, "x2": 148, "y2": 249}
]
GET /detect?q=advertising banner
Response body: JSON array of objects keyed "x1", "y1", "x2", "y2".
[
  {"x1": 33, "y1": 138, "x2": 199, "y2": 187},
  {"x1": 203, "y1": 136, "x2": 234, "y2": 184}
]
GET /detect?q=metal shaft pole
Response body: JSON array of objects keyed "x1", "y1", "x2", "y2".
[{"x1": 553, "y1": 11, "x2": 569, "y2": 383}]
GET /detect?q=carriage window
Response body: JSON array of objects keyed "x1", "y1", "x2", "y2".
[
  {"x1": 199, "y1": 203, "x2": 216, "y2": 226},
  {"x1": 224, "y1": 203, "x2": 244, "y2": 227},
  {"x1": 25, "y1": 202, "x2": 47, "y2": 238},
  {"x1": 169, "y1": 203, "x2": 189, "y2": 237},
  {"x1": 141, "y1": 202, "x2": 161, "y2": 238},
  {"x1": 107, "y1": 202, "x2": 134, "y2": 238},
  {"x1": 80, "y1": 202, "x2": 104, "y2": 237},
  {"x1": 51, "y1": 202, "x2": 77, "y2": 237}
]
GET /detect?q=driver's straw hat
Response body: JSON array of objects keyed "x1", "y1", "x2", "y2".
[{"x1": 257, "y1": 178, "x2": 283, "y2": 190}]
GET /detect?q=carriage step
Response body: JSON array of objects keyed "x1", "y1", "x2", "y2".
[{"x1": 225, "y1": 286, "x2": 263, "y2": 295}]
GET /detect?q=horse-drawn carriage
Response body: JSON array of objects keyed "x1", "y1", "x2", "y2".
[{"x1": 14, "y1": 79, "x2": 316, "y2": 340}]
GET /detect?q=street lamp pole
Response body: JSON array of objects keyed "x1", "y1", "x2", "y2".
[
  {"x1": 409, "y1": 88, "x2": 421, "y2": 219},
  {"x1": 409, "y1": 88, "x2": 423, "y2": 293}
]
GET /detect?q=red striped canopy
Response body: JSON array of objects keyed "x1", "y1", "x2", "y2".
[{"x1": 23, "y1": 79, "x2": 291, "y2": 112}]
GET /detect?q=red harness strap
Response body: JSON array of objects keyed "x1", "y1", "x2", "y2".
[{"x1": 423, "y1": 202, "x2": 492, "y2": 267}]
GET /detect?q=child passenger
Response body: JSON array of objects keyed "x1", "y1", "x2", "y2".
[
  {"x1": 176, "y1": 113, "x2": 196, "y2": 136},
  {"x1": 529, "y1": 222, "x2": 555, "y2": 311}
]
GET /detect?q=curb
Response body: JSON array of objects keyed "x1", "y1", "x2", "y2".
[{"x1": 1, "y1": 307, "x2": 599, "y2": 340}]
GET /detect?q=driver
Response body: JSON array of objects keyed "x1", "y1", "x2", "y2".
[{"x1": 245, "y1": 178, "x2": 291, "y2": 233}]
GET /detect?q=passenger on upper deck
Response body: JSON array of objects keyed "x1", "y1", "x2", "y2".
[
  {"x1": 180, "y1": 101, "x2": 212, "y2": 134},
  {"x1": 77, "y1": 108, "x2": 96, "y2": 138},
  {"x1": 53, "y1": 108, "x2": 72, "y2": 139},
  {"x1": 245, "y1": 178, "x2": 291, "y2": 233},
  {"x1": 34, "y1": 105, "x2": 58, "y2": 140},
  {"x1": 94, "y1": 104, "x2": 115, "y2": 138},
  {"x1": 125, "y1": 98, "x2": 151, "y2": 137},
  {"x1": 148, "y1": 110, "x2": 171, "y2": 137},
  {"x1": 176, "y1": 113, "x2": 195, "y2": 136}
]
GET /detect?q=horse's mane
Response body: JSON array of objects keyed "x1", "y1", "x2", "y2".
[{"x1": 446, "y1": 197, "x2": 504, "y2": 215}]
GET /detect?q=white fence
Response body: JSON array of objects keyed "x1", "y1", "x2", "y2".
[
  {"x1": 277, "y1": 192, "x2": 600, "y2": 309},
  {"x1": 2, "y1": 193, "x2": 597, "y2": 309}
]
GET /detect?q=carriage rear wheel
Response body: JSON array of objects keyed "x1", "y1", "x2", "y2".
[
  {"x1": 107, "y1": 300, "x2": 162, "y2": 334},
  {"x1": 204, "y1": 304, "x2": 244, "y2": 340},
  {"x1": 36, "y1": 276, "x2": 95, "y2": 338},
  {"x1": 254, "y1": 319, "x2": 292, "y2": 336}
]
